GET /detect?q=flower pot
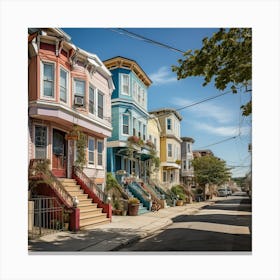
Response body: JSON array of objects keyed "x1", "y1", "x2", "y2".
[
  {"x1": 128, "y1": 203, "x2": 139, "y2": 216},
  {"x1": 176, "y1": 200, "x2": 184, "y2": 206},
  {"x1": 113, "y1": 209, "x2": 122, "y2": 216}
]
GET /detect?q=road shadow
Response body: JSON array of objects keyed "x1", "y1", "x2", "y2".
[
  {"x1": 202, "y1": 204, "x2": 251, "y2": 212},
  {"x1": 122, "y1": 228, "x2": 252, "y2": 252},
  {"x1": 28, "y1": 228, "x2": 142, "y2": 252}
]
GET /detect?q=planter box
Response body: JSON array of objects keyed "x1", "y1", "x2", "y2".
[
  {"x1": 128, "y1": 204, "x2": 139, "y2": 216},
  {"x1": 176, "y1": 200, "x2": 184, "y2": 206}
]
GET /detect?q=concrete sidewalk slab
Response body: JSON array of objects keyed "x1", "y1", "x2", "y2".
[{"x1": 28, "y1": 198, "x2": 224, "y2": 252}]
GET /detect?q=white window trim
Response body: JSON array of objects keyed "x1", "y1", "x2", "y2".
[
  {"x1": 166, "y1": 118, "x2": 172, "y2": 132},
  {"x1": 73, "y1": 78, "x2": 86, "y2": 107},
  {"x1": 121, "y1": 74, "x2": 130, "y2": 96},
  {"x1": 33, "y1": 124, "x2": 48, "y2": 159},
  {"x1": 89, "y1": 84, "x2": 96, "y2": 116},
  {"x1": 97, "y1": 90, "x2": 104, "y2": 119},
  {"x1": 59, "y1": 66, "x2": 69, "y2": 105},
  {"x1": 167, "y1": 143, "x2": 173, "y2": 158},
  {"x1": 40, "y1": 60, "x2": 56, "y2": 100},
  {"x1": 88, "y1": 137, "x2": 95, "y2": 167},
  {"x1": 97, "y1": 140, "x2": 104, "y2": 167},
  {"x1": 122, "y1": 113, "x2": 130, "y2": 136}
]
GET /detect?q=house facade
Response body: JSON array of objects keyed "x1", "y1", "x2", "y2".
[
  {"x1": 103, "y1": 57, "x2": 153, "y2": 181},
  {"x1": 149, "y1": 108, "x2": 182, "y2": 189},
  {"x1": 147, "y1": 114, "x2": 162, "y2": 182},
  {"x1": 180, "y1": 137, "x2": 195, "y2": 186},
  {"x1": 28, "y1": 28, "x2": 114, "y2": 188}
]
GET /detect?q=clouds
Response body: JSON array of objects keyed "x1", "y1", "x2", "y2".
[
  {"x1": 149, "y1": 66, "x2": 177, "y2": 85},
  {"x1": 171, "y1": 97, "x2": 234, "y2": 124}
]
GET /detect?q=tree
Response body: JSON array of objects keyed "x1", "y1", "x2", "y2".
[
  {"x1": 172, "y1": 28, "x2": 252, "y2": 116},
  {"x1": 192, "y1": 155, "x2": 231, "y2": 198}
]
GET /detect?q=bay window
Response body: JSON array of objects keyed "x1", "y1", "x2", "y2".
[
  {"x1": 97, "y1": 91, "x2": 104, "y2": 119},
  {"x1": 60, "y1": 68, "x2": 68, "y2": 103},
  {"x1": 97, "y1": 141, "x2": 103, "y2": 166},
  {"x1": 121, "y1": 74, "x2": 130, "y2": 95},
  {"x1": 74, "y1": 79, "x2": 85, "y2": 106},
  {"x1": 42, "y1": 62, "x2": 54, "y2": 98},
  {"x1": 122, "y1": 114, "x2": 129, "y2": 135},
  {"x1": 89, "y1": 86, "x2": 95, "y2": 114},
  {"x1": 168, "y1": 143, "x2": 172, "y2": 157}
]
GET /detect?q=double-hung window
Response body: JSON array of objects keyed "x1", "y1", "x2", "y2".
[
  {"x1": 167, "y1": 118, "x2": 172, "y2": 131},
  {"x1": 43, "y1": 62, "x2": 54, "y2": 98},
  {"x1": 122, "y1": 114, "x2": 129, "y2": 135},
  {"x1": 60, "y1": 68, "x2": 68, "y2": 103},
  {"x1": 88, "y1": 138, "x2": 95, "y2": 165},
  {"x1": 97, "y1": 141, "x2": 103, "y2": 166},
  {"x1": 183, "y1": 160, "x2": 187, "y2": 170},
  {"x1": 97, "y1": 91, "x2": 104, "y2": 119},
  {"x1": 143, "y1": 124, "x2": 146, "y2": 141},
  {"x1": 74, "y1": 79, "x2": 85, "y2": 106},
  {"x1": 168, "y1": 143, "x2": 172, "y2": 157},
  {"x1": 121, "y1": 74, "x2": 130, "y2": 95},
  {"x1": 89, "y1": 86, "x2": 95, "y2": 114},
  {"x1": 35, "y1": 125, "x2": 47, "y2": 159}
]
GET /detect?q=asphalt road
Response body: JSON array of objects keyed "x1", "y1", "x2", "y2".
[{"x1": 118, "y1": 192, "x2": 252, "y2": 252}]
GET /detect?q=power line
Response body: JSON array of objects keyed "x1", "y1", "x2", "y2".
[
  {"x1": 109, "y1": 28, "x2": 185, "y2": 54},
  {"x1": 197, "y1": 135, "x2": 238, "y2": 149}
]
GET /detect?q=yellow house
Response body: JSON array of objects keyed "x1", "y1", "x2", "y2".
[
  {"x1": 149, "y1": 108, "x2": 183, "y2": 189},
  {"x1": 147, "y1": 114, "x2": 162, "y2": 181}
]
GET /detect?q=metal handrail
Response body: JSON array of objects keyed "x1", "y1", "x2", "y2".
[
  {"x1": 73, "y1": 167, "x2": 106, "y2": 202},
  {"x1": 28, "y1": 159, "x2": 73, "y2": 207}
]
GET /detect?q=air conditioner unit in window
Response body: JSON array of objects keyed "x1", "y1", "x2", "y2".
[{"x1": 74, "y1": 96, "x2": 84, "y2": 106}]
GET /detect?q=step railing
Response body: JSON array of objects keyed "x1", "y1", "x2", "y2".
[
  {"x1": 72, "y1": 167, "x2": 112, "y2": 220},
  {"x1": 29, "y1": 159, "x2": 73, "y2": 208},
  {"x1": 128, "y1": 182, "x2": 151, "y2": 210}
]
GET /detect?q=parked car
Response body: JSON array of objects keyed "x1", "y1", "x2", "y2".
[
  {"x1": 226, "y1": 188, "x2": 232, "y2": 196},
  {"x1": 218, "y1": 188, "x2": 228, "y2": 197}
]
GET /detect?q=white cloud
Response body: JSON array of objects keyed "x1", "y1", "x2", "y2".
[
  {"x1": 149, "y1": 66, "x2": 177, "y2": 85},
  {"x1": 192, "y1": 121, "x2": 250, "y2": 137},
  {"x1": 171, "y1": 97, "x2": 234, "y2": 124}
]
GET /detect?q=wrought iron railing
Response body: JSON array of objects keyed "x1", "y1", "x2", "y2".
[
  {"x1": 28, "y1": 159, "x2": 73, "y2": 207},
  {"x1": 73, "y1": 167, "x2": 106, "y2": 202}
]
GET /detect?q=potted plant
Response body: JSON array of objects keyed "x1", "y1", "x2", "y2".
[
  {"x1": 128, "y1": 197, "x2": 140, "y2": 216},
  {"x1": 112, "y1": 199, "x2": 122, "y2": 215}
]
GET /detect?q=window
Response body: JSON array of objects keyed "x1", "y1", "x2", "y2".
[
  {"x1": 35, "y1": 126, "x2": 47, "y2": 159},
  {"x1": 154, "y1": 138, "x2": 157, "y2": 149},
  {"x1": 138, "y1": 121, "x2": 141, "y2": 138},
  {"x1": 183, "y1": 160, "x2": 187, "y2": 170},
  {"x1": 133, "y1": 117, "x2": 136, "y2": 136},
  {"x1": 97, "y1": 141, "x2": 103, "y2": 166},
  {"x1": 163, "y1": 171, "x2": 167, "y2": 182},
  {"x1": 143, "y1": 124, "x2": 146, "y2": 141},
  {"x1": 168, "y1": 143, "x2": 172, "y2": 157},
  {"x1": 97, "y1": 91, "x2": 103, "y2": 119},
  {"x1": 137, "y1": 85, "x2": 141, "y2": 103},
  {"x1": 88, "y1": 138, "x2": 95, "y2": 165},
  {"x1": 187, "y1": 143, "x2": 191, "y2": 153},
  {"x1": 188, "y1": 160, "x2": 191, "y2": 170},
  {"x1": 121, "y1": 74, "x2": 130, "y2": 95},
  {"x1": 89, "y1": 86, "x2": 95, "y2": 114},
  {"x1": 74, "y1": 79, "x2": 85, "y2": 97},
  {"x1": 60, "y1": 68, "x2": 68, "y2": 102},
  {"x1": 167, "y1": 118, "x2": 172, "y2": 130},
  {"x1": 122, "y1": 114, "x2": 129, "y2": 135},
  {"x1": 43, "y1": 62, "x2": 54, "y2": 97},
  {"x1": 133, "y1": 81, "x2": 137, "y2": 99},
  {"x1": 141, "y1": 88, "x2": 145, "y2": 106}
]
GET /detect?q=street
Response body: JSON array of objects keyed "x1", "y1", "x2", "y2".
[{"x1": 118, "y1": 192, "x2": 252, "y2": 251}]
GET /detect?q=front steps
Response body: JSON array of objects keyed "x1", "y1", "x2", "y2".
[
  {"x1": 58, "y1": 178, "x2": 110, "y2": 230},
  {"x1": 126, "y1": 188, "x2": 149, "y2": 215}
]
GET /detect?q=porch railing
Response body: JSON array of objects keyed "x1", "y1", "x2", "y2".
[{"x1": 29, "y1": 159, "x2": 73, "y2": 208}]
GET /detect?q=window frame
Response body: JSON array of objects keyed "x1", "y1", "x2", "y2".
[
  {"x1": 59, "y1": 66, "x2": 68, "y2": 104},
  {"x1": 97, "y1": 140, "x2": 104, "y2": 167},
  {"x1": 73, "y1": 78, "x2": 86, "y2": 107},
  {"x1": 122, "y1": 114, "x2": 130, "y2": 136},
  {"x1": 97, "y1": 90, "x2": 104, "y2": 119},
  {"x1": 167, "y1": 143, "x2": 172, "y2": 157},
  {"x1": 88, "y1": 137, "x2": 95, "y2": 166},
  {"x1": 167, "y1": 118, "x2": 172, "y2": 131},
  {"x1": 89, "y1": 85, "x2": 95, "y2": 115},
  {"x1": 121, "y1": 74, "x2": 130, "y2": 96},
  {"x1": 34, "y1": 125, "x2": 48, "y2": 159},
  {"x1": 41, "y1": 61, "x2": 55, "y2": 99}
]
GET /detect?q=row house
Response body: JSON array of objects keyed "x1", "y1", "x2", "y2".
[
  {"x1": 180, "y1": 137, "x2": 195, "y2": 186},
  {"x1": 149, "y1": 108, "x2": 183, "y2": 189},
  {"x1": 28, "y1": 28, "x2": 114, "y2": 188},
  {"x1": 104, "y1": 57, "x2": 153, "y2": 181}
]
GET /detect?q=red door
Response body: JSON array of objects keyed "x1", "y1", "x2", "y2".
[{"x1": 52, "y1": 129, "x2": 67, "y2": 177}]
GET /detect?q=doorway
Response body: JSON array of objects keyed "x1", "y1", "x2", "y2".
[{"x1": 52, "y1": 129, "x2": 67, "y2": 177}]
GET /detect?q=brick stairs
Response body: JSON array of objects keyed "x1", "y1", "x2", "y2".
[{"x1": 58, "y1": 178, "x2": 110, "y2": 230}]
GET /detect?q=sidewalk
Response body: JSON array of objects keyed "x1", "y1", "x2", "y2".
[{"x1": 28, "y1": 197, "x2": 223, "y2": 252}]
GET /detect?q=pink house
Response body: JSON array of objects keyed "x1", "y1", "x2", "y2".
[{"x1": 28, "y1": 28, "x2": 114, "y2": 188}]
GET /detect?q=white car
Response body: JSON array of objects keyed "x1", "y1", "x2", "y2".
[{"x1": 218, "y1": 189, "x2": 228, "y2": 197}]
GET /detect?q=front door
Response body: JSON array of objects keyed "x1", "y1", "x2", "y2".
[{"x1": 52, "y1": 129, "x2": 67, "y2": 177}]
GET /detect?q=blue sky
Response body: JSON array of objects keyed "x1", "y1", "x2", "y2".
[{"x1": 63, "y1": 28, "x2": 252, "y2": 178}]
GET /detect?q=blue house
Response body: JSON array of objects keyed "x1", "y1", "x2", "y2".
[{"x1": 103, "y1": 56, "x2": 153, "y2": 180}]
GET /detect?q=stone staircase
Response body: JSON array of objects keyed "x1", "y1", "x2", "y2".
[
  {"x1": 126, "y1": 188, "x2": 149, "y2": 215},
  {"x1": 58, "y1": 178, "x2": 110, "y2": 230}
]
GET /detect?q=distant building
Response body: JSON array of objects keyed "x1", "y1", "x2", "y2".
[
  {"x1": 180, "y1": 137, "x2": 195, "y2": 186},
  {"x1": 193, "y1": 149, "x2": 214, "y2": 158},
  {"x1": 149, "y1": 108, "x2": 183, "y2": 189}
]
